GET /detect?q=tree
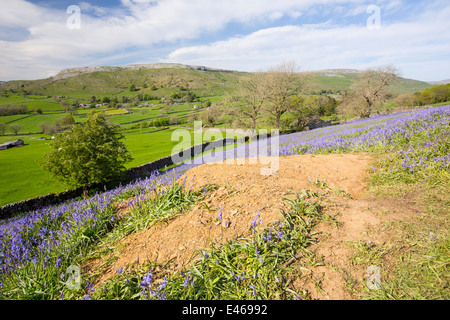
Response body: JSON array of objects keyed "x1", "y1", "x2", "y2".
[
  {"x1": 66, "y1": 105, "x2": 78, "y2": 116},
  {"x1": 60, "y1": 100, "x2": 69, "y2": 111},
  {"x1": 170, "y1": 115, "x2": 179, "y2": 125},
  {"x1": 199, "y1": 105, "x2": 221, "y2": 127},
  {"x1": 56, "y1": 115, "x2": 75, "y2": 127},
  {"x1": 41, "y1": 112, "x2": 133, "y2": 193},
  {"x1": 9, "y1": 123, "x2": 22, "y2": 135},
  {"x1": 184, "y1": 91, "x2": 196, "y2": 103},
  {"x1": 0, "y1": 123, "x2": 7, "y2": 135},
  {"x1": 39, "y1": 121, "x2": 59, "y2": 135},
  {"x1": 71, "y1": 98, "x2": 79, "y2": 107},
  {"x1": 342, "y1": 66, "x2": 399, "y2": 118},
  {"x1": 227, "y1": 73, "x2": 267, "y2": 132},
  {"x1": 39, "y1": 121, "x2": 51, "y2": 134},
  {"x1": 152, "y1": 119, "x2": 161, "y2": 127},
  {"x1": 394, "y1": 93, "x2": 416, "y2": 107},
  {"x1": 129, "y1": 84, "x2": 136, "y2": 92},
  {"x1": 263, "y1": 61, "x2": 308, "y2": 129},
  {"x1": 139, "y1": 108, "x2": 148, "y2": 116}
]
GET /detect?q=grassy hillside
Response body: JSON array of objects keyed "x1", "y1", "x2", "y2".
[
  {"x1": 307, "y1": 69, "x2": 432, "y2": 94},
  {"x1": 1, "y1": 65, "x2": 432, "y2": 99},
  {"x1": 1, "y1": 65, "x2": 245, "y2": 99}
]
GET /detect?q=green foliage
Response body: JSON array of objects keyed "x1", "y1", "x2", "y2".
[
  {"x1": 41, "y1": 112, "x2": 133, "y2": 189},
  {"x1": 419, "y1": 84, "x2": 450, "y2": 105},
  {"x1": 395, "y1": 84, "x2": 450, "y2": 108},
  {"x1": 0, "y1": 104, "x2": 28, "y2": 116}
]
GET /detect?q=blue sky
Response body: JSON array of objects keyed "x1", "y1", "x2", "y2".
[{"x1": 1, "y1": 0, "x2": 449, "y2": 81}]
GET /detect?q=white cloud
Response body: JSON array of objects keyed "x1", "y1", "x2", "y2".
[
  {"x1": 165, "y1": 5, "x2": 450, "y2": 81},
  {"x1": 3, "y1": 0, "x2": 352, "y2": 79},
  {"x1": 268, "y1": 11, "x2": 284, "y2": 20},
  {"x1": 0, "y1": 0, "x2": 448, "y2": 81},
  {"x1": 288, "y1": 11, "x2": 303, "y2": 19}
]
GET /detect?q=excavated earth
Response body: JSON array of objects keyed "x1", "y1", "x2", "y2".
[{"x1": 84, "y1": 153, "x2": 420, "y2": 299}]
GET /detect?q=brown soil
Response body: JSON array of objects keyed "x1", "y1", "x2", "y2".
[{"x1": 84, "y1": 153, "x2": 420, "y2": 299}]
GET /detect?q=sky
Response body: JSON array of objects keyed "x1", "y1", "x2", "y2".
[{"x1": 1, "y1": 0, "x2": 449, "y2": 82}]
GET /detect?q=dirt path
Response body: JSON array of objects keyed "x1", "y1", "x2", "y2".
[{"x1": 85, "y1": 153, "x2": 419, "y2": 299}]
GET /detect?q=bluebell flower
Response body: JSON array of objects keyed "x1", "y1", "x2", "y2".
[
  {"x1": 141, "y1": 271, "x2": 153, "y2": 288},
  {"x1": 218, "y1": 207, "x2": 223, "y2": 221}
]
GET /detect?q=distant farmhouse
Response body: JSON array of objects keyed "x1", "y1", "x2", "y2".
[{"x1": 0, "y1": 139, "x2": 24, "y2": 150}]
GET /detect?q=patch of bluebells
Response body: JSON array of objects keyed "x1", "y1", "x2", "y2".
[
  {"x1": 140, "y1": 271, "x2": 167, "y2": 300},
  {"x1": 279, "y1": 106, "x2": 448, "y2": 156},
  {"x1": 0, "y1": 165, "x2": 192, "y2": 278},
  {"x1": 174, "y1": 106, "x2": 450, "y2": 175},
  {"x1": 278, "y1": 105, "x2": 450, "y2": 176}
]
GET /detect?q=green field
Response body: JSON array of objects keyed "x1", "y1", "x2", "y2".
[
  {"x1": 0, "y1": 95, "x2": 63, "y2": 111},
  {"x1": 0, "y1": 135, "x2": 69, "y2": 205},
  {"x1": 0, "y1": 88, "x2": 215, "y2": 206},
  {"x1": 0, "y1": 127, "x2": 229, "y2": 206}
]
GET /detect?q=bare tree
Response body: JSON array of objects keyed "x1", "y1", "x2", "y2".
[
  {"x1": 226, "y1": 72, "x2": 267, "y2": 132},
  {"x1": 263, "y1": 61, "x2": 308, "y2": 129},
  {"x1": 9, "y1": 123, "x2": 22, "y2": 135},
  {"x1": 343, "y1": 66, "x2": 399, "y2": 118},
  {"x1": 199, "y1": 104, "x2": 222, "y2": 127},
  {"x1": 0, "y1": 123, "x2": 7, "y2": 135}
]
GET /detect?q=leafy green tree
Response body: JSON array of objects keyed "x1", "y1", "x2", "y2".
[
  {"x1": 129, "y1": 84, "x2": 136, "y2": 92},
  {"x1": 153, "y1": 119, "x2": 161, "y2": 127},
  {"x1": 42, "y1": 112, "x2": 133, "y2": 193}
]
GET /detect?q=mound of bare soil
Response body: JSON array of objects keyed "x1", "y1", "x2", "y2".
[{"x1": 86, "y1": 153, "x2": 420, "y2": 299}]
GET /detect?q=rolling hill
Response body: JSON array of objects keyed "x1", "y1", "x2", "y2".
[
  {"x1": 0, "y1": 64, "x2": 246, "y2": 99},
  {"x1": 0, "y1": 64, "x2": 432, "y2": 99},
  {"x1": 307, "y1": 68, "x2": 432, "y2": 95}
]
